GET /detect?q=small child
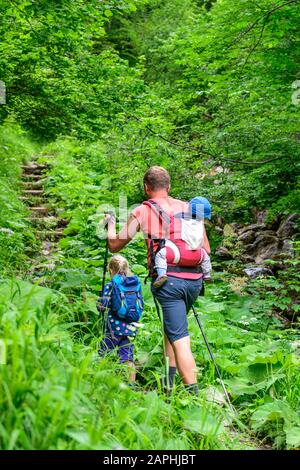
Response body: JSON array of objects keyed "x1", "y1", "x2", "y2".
[
  {"x1": 153, "y1": 196, "x2": 213, "y2": 288},
  {"x1": 97, "y1": 255, "x2": 143, "y2": 384}
]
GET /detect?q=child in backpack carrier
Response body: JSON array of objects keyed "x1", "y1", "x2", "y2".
[
  {"x1": 153, "y1": 196, "x2": 213, "y2": 289},
  {"x1": 97, "y1": 255, "x2": 144, "y2": 384}
]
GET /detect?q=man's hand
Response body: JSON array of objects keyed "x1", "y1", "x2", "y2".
[
  {"x1": 103, "y1": 211, "x2": 116, "y2": 229},
  {"x1": 107, "y1": 213, "x2": 140, "y2": 253}
]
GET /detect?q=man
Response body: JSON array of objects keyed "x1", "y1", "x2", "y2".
[{"x1": 105, "y1": 166, "x2": 211, "y2": 394}]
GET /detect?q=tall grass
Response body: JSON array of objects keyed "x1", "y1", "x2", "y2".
[
  {"x1": 0, "y1": 278, "x2": 244, "y2": 450},
  {"x1": 0, "y1": 121, "x2": 38, "y2": 276}
]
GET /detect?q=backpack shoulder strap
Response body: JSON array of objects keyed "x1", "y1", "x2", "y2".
[{"x1": 142, "y1": 200, "x2": 171, "y2": 226}]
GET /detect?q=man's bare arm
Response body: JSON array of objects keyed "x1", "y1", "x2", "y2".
[{"x1": 107, "y1": 214, "x2": 140, "y2": 253}]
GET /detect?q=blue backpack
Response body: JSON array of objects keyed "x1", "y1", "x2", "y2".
[{"x1": 110, "y1": 274, "x2": 144, "y2": 323}]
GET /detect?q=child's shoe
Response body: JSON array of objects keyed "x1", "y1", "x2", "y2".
[
  {"x1": 203, "y1": 275, "x2": 213, "y2": 283},
  {"x1": 153, "y1": 275, "x2": 168, "y2": 289}
]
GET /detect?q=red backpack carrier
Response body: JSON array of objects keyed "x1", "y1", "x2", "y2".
[{"x1": 142, "y1": 200, "x2": 205, "y2": 280}]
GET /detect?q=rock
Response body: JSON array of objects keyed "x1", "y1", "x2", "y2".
[
  {"x1": 266, "y1": 214, "x2": 282, "y2": 231},
  {"x1": 240, "y1": 232, "x2": 279, "y2": 264},
  {"x1": 251, "y1": 234, "x2": 279, "y2": 251},
  {"x1": 256, "y1": 230, "x2": 277, "y2": 237},
  {"x1": 223, "y1": 224, "x2": 238, "y2": 238},
  {"x1": 238, "y1": 224, "x2": 266, "y2": 236},
  {"x1": 281, "y1": 239, "x2": 295, "y2": 256},
  {"x1": 214, "y1": 226, "x2": 224, "y2": 234},
  {"x1": 238, "y1": 230, "x2": 256, "y2": 245},
  {"x1": 256, "y1": 210, "x2": 269, "y2": 224},
  {"x1": 254, "y1": 243, "x2": 280, "y2": 264},
  {"x1": 272, "y1": 239, "x2": 295, "y2": 260},
  {"x1": 243, "y1": 266, "x2": 273, "y2": 278},
  {"x1": 215, "y1": 246, "x2": 233, "y2": 260},
  {"x1": 216, "y1": 216, "x2": 225, "y2": 228},
  {"x1": 277, "y1": 214, "x2": 299, "y2": 238},
  {"x1": 240, "y1": 254, "x2": 255, "y2": 263}
]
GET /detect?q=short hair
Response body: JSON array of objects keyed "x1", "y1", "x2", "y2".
[
  {"x1": 109, "y1": 255, "x2": 130, "y2": 276},
  {"x1": 143, "y1": 166, "x2": 170, "y2": 191}
]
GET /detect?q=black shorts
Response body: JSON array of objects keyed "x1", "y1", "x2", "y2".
[{"x1": 151, "y1": 277, "x2": 203, "y2": 343}]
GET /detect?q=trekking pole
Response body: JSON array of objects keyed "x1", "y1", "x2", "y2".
[
  {"x1": 153, "y1": 295, "x2": 170, "y2": 392},
  {"x1": 101, "y1": 211, "x2": 113, "y2": 295},
  {"x1": 99, "y1": 214, "x2": 111, "y2": 338},
  {"x1": 101, "y1": 238, "x2": 109, "y2": 296},
  {"x1": 191, "y1": 305, "x2": 237, "y2": 416}
]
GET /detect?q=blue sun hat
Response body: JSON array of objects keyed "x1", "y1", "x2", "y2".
[{"x1": 189, "y1": 196, "x2": 212, "y2": 220}]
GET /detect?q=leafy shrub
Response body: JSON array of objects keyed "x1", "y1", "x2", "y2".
[{"x1": 0, "y1": 121, "x2": 38, "y2": 275}]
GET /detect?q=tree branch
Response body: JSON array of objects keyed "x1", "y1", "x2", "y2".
[
  {"x1": 129, "y1": 114, "x2": 218, "y2": 158},
  {"x1": 240, "y1": 1, "x2": 300, "y2": 72},
  {"x1": 128, "y1": 114, "x2": 289, "y2": 167},
  {"x1": 230, "y1": 0, "x2": 299, "y2": 50}
]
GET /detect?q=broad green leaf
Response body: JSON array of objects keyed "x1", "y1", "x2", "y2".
[
  {"x1": 285, "y1": 425, "x2": 300, "y2": 449},
  {"x1": 183, "y1": 406, "x2": 225, "y2": 437}
]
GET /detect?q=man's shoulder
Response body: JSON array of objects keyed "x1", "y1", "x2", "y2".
[
  {"x1": 130, "y1": 197, "x2": 188, "y2": 221},
  {"x1": 163, "y1": 197, "x2": 188, "y2": 213},
  {"x1": 168, "y1": 196, "x2": 187, "y2": 205},
  {"x1": 131, "y1": 203, "x2": 147, "y2": 218}
]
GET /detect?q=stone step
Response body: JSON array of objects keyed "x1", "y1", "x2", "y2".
[
  {"x1": 30, "y1": 207, "x2": 49, "y2": 215},
  {"x1": 28, "y1": 216, "x2": 58, "y2": 225},
  {"x1": 41, "y1": 241, "x2": 53, "y2": 256},
  {"x1": 21, "y1": 180, "x2": 44, "y2": 189},
  {"x1": 36, "y1": 229, "x2": 64, "y2": 241},
  {"x1": 30, "y1": 263, "x2": 56, "y2": 272},
  {"x1": 21, "y1": 164, "x2": 48, "y2": 174},
  {"x1": 20, "y1": 196, "x2": 44, "y2": 206},
  {"x1": 22, "y1": 174, "x2": 43, "y2": 180},
  {"x1": 48, "y1": 230, "x2": 65, "y2": 241},
  {"x1": 22, "y1": 189, "x2": 44, "y2": 196}
]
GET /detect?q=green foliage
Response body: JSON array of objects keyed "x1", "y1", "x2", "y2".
[
  {"x1": 251, "y1": 400, "x2": 300, "y2": 449},
  {"x1": 0, "y1": 0, "x2": 299, "y2": 451},
  {"x1": 0, "y1": 0, "x2": 146, "y2": 140},
  {"x1": 0, "y1": 121, "x2": 38, "y2": 275},
  {"x1": 107, "y1": 0, "x2": 300, "y2": 221},
  {"x1": 0, "y1": 277, "x2": 244, "y2": 450}
]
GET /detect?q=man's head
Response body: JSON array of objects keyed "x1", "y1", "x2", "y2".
[{"x1": 143, "y1": 166, "x2": 170, "y2": 197}]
